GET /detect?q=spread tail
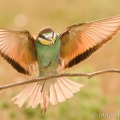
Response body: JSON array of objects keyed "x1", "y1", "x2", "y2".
[{"x1": 11, "y1": 77, "x2": 84, "y2": 113}]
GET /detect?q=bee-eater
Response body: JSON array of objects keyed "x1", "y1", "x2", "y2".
[{"x1": 0, "y1": 15, "x2": 120, "y2": 113}]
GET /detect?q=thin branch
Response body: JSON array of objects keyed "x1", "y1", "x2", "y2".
[{"x1": 0, "y1": 69, "x2": 120, "y2": 91}]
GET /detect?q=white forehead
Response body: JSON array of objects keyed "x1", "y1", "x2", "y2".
[{"x1": 43, "y1": 32, "x2": 53, "y2": 38}]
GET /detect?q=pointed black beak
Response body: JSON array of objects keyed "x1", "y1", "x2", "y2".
[{"x1": 48, "y1": 38, "x2": 54, "y2": 44}]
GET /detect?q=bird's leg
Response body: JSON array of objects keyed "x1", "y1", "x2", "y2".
[
  {"x1": 40, "y1": 80, "x2": 46, "y2": 92},
  {"x1": 43, "y1": 61, "x2": 52, "y2": 71},
  {"x1": 40, "y1": 61, "x2": 52, "y2": 92}
]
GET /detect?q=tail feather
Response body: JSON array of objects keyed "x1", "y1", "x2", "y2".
[
  {"x1": 31, "y1": 85, "x2": 41, "y2": 108},
  {"x1": 12, "y1": 83, "x2": 36, "y2": 106},
  {"x1": 61, "y1": 78, "x2": 81, "y2": 93},
  {"x1": 50, "y1": 81, "x2": 58, "y2": 105},
  {"x1": 57, "y1": 78, "x2": 74, "y2": 98},
  {"x1": 11, "y1": 77, "x2": 84, "y2": 113},
  {"x1": 53, "y1": 81, "x2": 66, "y2": 102},
  {"x1": 26, "y1": 84, "x2": 39, "y2": 108}
]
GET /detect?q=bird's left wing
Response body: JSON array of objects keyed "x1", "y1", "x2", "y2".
[
  {"x1": 59, "y1": 15, "x2": 120, "y2": 69},
  {"x1": 0, "y1": 29, "x2": 37, "y2": 76}
]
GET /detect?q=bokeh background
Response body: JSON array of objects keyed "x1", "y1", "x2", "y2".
[{"x1": 0, "y1": 0, "x2": 120, "y2": 120}]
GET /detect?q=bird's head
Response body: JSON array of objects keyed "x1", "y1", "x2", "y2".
[{"x1": 37, "y1": 27, "x2": 57, "y2": 45}]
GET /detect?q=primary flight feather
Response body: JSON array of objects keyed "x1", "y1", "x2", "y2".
[{"x1": 0, "y1": 15, "x2": 120, "y2": 112}]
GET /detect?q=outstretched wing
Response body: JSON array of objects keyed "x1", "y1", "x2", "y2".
[
  {"x1": 59, "y1": 15, "x2": 120, "y2": 69},
  {"x1": 0, "y1": 29, "x2": 37, "y2": 76}
]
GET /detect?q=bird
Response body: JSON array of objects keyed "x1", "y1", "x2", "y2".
[{"x1": 0, "y1": 15, "x2": 120, "y2": 113}]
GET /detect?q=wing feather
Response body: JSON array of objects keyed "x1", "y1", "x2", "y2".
[
  {"x1": 0, "y1": 29, "x2": 37, "y2": 76},
  {"x1": 59, "y1": 15, "x2": 120, "y2": 69}
]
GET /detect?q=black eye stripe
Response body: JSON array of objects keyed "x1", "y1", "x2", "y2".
[
  {"x1": 39, "y1": 32, "x2": 55, "y2": 40},
  {"x1": 39, "y1": 34, "x2": 46, "y2": 39}
]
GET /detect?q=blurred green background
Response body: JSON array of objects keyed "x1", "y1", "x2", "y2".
[{"x1": 0, "y1": 0, "x2": 120, "y2": 120}]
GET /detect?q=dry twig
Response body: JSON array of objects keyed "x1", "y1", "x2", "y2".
[{"x1": 0, "y1": 69, "x2": 120, "y2": 91}]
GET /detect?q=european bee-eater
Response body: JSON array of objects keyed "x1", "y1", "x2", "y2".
[{"x1": 0, "y1": 15, "x2": 120, "y2": 113}]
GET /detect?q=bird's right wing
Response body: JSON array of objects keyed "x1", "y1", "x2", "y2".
[{"x1": 0, "y1": 29, "x2": 37, "y2": 76}]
